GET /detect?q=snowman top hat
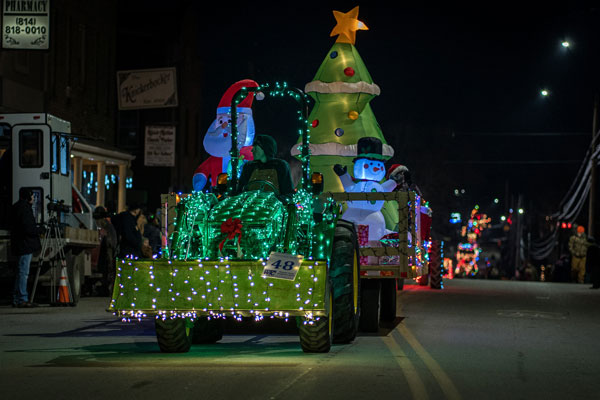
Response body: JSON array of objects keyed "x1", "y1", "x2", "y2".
[{"x1": 354, "y1": 137, "x2": 386, "y2": 162}]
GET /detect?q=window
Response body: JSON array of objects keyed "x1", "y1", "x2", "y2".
[
  {"x1": 60, "y1": 136, "x2": 70, "y2": 176},
  {"x1": 0, "y1": 124, "x2": 10, "y2": 138},
  {"x1": 19, "y1": 130, "x2": 43, "y2": 168},
  {"x1": 51, "y1": 134, "x2": 59, "y2": 173},
  {"x1": 30, "y1": 187, "x2": 44, "y2": 224}
]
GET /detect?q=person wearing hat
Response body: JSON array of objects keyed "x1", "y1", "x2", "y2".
[
  {"x1": 11, "y1": 188, "x2": 44, "y2": 307},
  {"x1": 193, "y1": 79, "x2": 259, "y2": 191},
  {"x1": 386, "y1": 164, "x2": 421, "y2": 196},
  {"x1": 568, "y1": 224, "x2": 590, "y2": 283},
  {"x1": 237, "y1": 134, "x2": 294, "y2": 200},
  {"x1": 93, "y1": 206, "x2": 118, "y2": 295}
]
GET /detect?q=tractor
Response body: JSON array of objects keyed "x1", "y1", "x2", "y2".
[{"x1": 109, "y1": 83, "x2": 425, "y2": 353}]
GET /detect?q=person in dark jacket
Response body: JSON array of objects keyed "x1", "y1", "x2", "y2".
[
  {"x1": 586, "y1": 236, "x2": 600, "y2": 289},
  {"x1": 11, "y1": 188, "x2": 43, "y2": 307},
  {"x1": 144, "y1": 213, "x2": 163, "y2": 256},
  {"x1": 236, "y1": 134, "x2": 294, "y2": 200},
  {"x1": 93, "y1": 206, "x2": 118, "y2": 295},
  {"x1": 112, "y1": 203, "x2": 143, "y2": 259}
]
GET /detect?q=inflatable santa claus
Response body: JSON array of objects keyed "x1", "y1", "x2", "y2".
[{"x1": 193, "y1": 79, "x2": 259, "y2": 191}]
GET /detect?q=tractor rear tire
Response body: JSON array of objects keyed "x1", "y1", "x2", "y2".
[
  {"x1": 429, "y1": 240, "x2": 443, "y2": 289},
  {"x1": 379, "y1": 278, "x2": 397, "y2": 323},
  {"x1": 65, "y1": 250, "x2": 85, "y2": 306},
  {"x1": 299, "y1": 289, "x2": 333, "y2": 353},
  {"x1": 330, "y1": 220, "x2": 360, "y2": 344},
  {"x1": 155, "y1": 318, "x2": 194, "y2": 353},
  {"x1": 192, "y1": 317, "x2": 224, "y2": 344},
  {"x1": 359, "y1": 279, "x2": 381, "y2": 332}
]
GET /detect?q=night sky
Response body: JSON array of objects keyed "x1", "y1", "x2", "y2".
[{"x1": 121, "y1": 2, "x2": 600, "y2": 228}]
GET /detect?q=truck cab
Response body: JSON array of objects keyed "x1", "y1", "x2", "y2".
[{"x1": 0, "y1": 113, "x2": 72, "y2": 227}]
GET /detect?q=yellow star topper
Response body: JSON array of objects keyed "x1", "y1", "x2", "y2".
[{"x1": 330, "y1": 6, "x2": 368, "y2": 45}]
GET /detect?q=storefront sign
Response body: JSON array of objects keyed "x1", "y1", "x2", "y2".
[
  {"x1": 2, "y1": 0, "x2": 50, "y2": 50},
  {"x1": 144, "y1": 125, "x2": 175, "y2": 167},
  {"x1": 117, "y1": 68, "x2": 178, "y2": 110}
]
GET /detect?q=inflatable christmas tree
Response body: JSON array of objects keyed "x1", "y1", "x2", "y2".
[{"x1": 291, "y1": 6, "x2": 394, "y2": 192}]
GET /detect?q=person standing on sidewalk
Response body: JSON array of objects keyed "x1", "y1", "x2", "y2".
[
  {"x1": 112, "y1": 203, "x2": 143, "y2": 259},
  {"x1": 11, "y1": 188, "x2": 43, "y2": 307},
  {"x1": 93, "y1": 206, "x2": 118, "y2": 296},
  {"x1": 568, "y1": 225, "x2": 590, "y2": 284}
]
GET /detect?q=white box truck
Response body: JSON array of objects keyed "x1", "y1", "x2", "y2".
[{"x1": 0, "y1": 113, "x2": 99, "y2": 305}]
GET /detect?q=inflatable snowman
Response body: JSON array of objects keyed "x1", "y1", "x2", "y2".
[
  {"x1": 334, "y1": 137, "x2": 397, "y2": 241},
  {"x1": 193, "y1": 79, "x2": 259, "y2": 191}
]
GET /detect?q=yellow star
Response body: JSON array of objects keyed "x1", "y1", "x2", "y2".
[{"x1": 329, "y1": 6, "x2": 368, "y2": 45}]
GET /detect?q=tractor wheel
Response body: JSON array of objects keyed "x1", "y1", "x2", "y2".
[
  {"x1": 397, "y1": 278, "x2": 405, "y2": 291},
  {"x1": 299, "y1": 288, "x2": 333, "y2": 353},
  {"x1": 155, "y1": 317, "x2": 194, "y2": 353},
  {"x1": 379, "y1": 279, "x2": 397, "y2": 323},
  {"x1": 359, "y1": 279, "x2": 381, "y2": 332},
  {"x1": 330, "y1": 220, "x2": 360, "y2": 344},
  {"x1": 429, "y1": 240, "x2": 444, "y2": 289},
  {"x1": 192, "y1": 317, "x2": 224, "y2": 344}
]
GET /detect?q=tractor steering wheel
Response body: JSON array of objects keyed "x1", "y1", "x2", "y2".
[{"x1": 244, "y1": 179, "x2": 280, "y2": 195}]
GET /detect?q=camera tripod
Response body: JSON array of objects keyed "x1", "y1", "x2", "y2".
[{"x1": 30, "y1": 208, "x2": 72, "y2": 305}]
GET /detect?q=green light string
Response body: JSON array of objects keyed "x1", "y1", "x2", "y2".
[{"x1": 230, "y1": 82, "x2": 311, "y2": 192}]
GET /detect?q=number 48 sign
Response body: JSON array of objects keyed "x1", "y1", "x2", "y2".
[{"x1": 262, "y1": 252, "x2": 304, "y2": 281}]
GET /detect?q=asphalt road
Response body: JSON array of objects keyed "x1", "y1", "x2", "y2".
[{"x1": 1, "y1": 279, "x2": 599, "y2": 400}]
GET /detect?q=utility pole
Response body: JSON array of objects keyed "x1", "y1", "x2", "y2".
[
  {"x1": 588, "y1": 94, "x2": 599, "y2": 237},
  {"x1": 514, "y1": 194, "x2": 523, "y2": 277}
]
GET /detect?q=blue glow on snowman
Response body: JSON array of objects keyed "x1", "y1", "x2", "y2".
[{"x1": 336, "y1": 156, "x2": 397, "y2": 240}]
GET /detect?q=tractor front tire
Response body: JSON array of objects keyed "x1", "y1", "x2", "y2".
[
  {"x1": 330, "y1": 220, "x2": 360, "y2": 344},
  {"x1": 155, "y1": 318, "x2": 194, "y2": 353},
  {"x1": 299, "y1": 289, "x2": 333, "y2": 353}
]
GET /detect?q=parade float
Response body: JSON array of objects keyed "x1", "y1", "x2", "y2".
[
  {"x1": 454, "y1": 206, "x2": 491, "y2": 277},
  {"x1": 108, "y1": 6, "x2": 434, "y2": 353}
]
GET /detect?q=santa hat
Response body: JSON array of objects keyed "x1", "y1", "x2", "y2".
[
  {"x1": 386, "y1": 164, "x2": 409, "y2": 180},
  {"x1": 216, "y1": 79, "x2": 259, "y2": 115}
]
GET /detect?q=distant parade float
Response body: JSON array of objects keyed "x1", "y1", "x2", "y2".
[{"x1": 454, "y1": 206, "x2": 491, "y2": 277}]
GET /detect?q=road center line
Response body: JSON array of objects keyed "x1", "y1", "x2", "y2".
[
  {"x1": 268, "y1": 367, "x2": 313, "y2": 400},
  {"x1": 383, "y1": 335, "x2": 429, "y2": 400},
  {"x1": 396, "y1": 324, "x2": 461, "y2": 400}
]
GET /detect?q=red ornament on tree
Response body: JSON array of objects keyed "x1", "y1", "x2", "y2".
[
  {"x1": 312, "y1": 119, "x2": 319, "y2": 128},
  {"x1": 344, "y1": 67, "x2": 355, "y2": 77}
]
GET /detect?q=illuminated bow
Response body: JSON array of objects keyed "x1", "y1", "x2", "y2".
[{"x1": 218, "y1": 218, "x2": 243, "y2": 256}]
